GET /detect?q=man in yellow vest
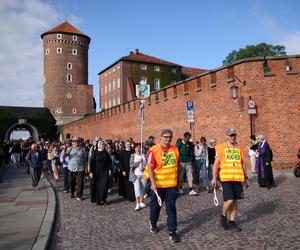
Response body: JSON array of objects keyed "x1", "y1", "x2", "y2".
[
  {"x1": 148, "y1": 128, "x2": 180, "y2": 243},
  {"x1": 211, "y1": 128, "x2": 250, "y2": 232}
]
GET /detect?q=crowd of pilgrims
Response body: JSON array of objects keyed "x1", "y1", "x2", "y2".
[{"x1": 2, "y1": 132, "x2": 275, "y2": 210}]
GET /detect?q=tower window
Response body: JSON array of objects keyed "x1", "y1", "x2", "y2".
[
  {"x1": 45, "y1": 49, "x2": 50, "y2": 55},
  {"x1": 117, "y1": 78, "x2": 120, "y2": 88},
  {"x1": 72, "y1": 36, "x2": 78, "y2": 41},
  {"x1": 55, "y1": 107, "x2": 63, "y2": 114},
  {"x1": 67, "y1": 74, "x2": 72, "y2": 82},
  {"x1": 154, "y1": 78, "x2": 160, "y2": 90},
  {"x1": 117, "y1": 97, "x2": 120, "y2": 104},
  {"x1": 57, "y1": 34, "x2": 62, "y2": 39},
  {"x1": 72, "y1": 108, "x2": 77, "y2": 114},
  {"x1": 108, "y1": 83, "x2": 111, "y2": 92},
  {"x1": 57, "y1": 48, "x2": 62, "y2": 54},
  {"x1": 154, "y1": 66, "x2": 160, "y2": 72},
  {"x1": 67, "y1": 63, "x2": 72, "y2": 69},
  {"x1": 113, "y1": 80, "x2": 116, "y2": 90},
  {"x1": 67, "y1": 93, "x2": 72, "y2": 99},
  {"x1": 104, "y1": 85, "x2": 107, "y2": 94},
  {"x1": 72, "y1": 49, "x2": 78, "y2": 55}
]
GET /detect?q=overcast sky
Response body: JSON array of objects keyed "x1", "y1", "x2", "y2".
[{"x1": 0, "y1": 0, "x2": 300, "y2": 109}]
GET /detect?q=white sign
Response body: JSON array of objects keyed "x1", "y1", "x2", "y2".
[
  {"x1": 136, "y1": 80, "x2": 150, "y2": 99},
  {"x1": 187, "y1": 112, "x2": 195, "y2": 123},
  {"x1": 248, "y1": 108, "x2": 257, "y2": 114},
  {"x1": 248, "y1": 99, "x2": 256, "y2": 109}
]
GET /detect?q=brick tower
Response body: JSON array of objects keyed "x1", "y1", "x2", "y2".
[{"x1": 41, "y1": 21, "x2": 95, "y2": 125}]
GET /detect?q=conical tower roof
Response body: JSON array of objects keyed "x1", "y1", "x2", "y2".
[{"x1": 41, "y1": 21, "x2": 90, "y2": 42}]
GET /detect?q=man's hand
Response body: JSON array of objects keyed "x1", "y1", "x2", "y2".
[
  {"x1": 244, "y1": 178, "x2": 250, "y2": 188},
  {"x1": 211, "y1": 177, "x2": 218, "y2": 188},
  {"x1": 151, "y1": 183, "x2": 157, "y2": 191},
  {"x1": 122, "y1": 171, "x2": 126, "y2": 176}
]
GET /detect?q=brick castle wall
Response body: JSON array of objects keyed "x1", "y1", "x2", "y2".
[{"x1": 63, "y1": 56, "x2": 300, "y2": 168}]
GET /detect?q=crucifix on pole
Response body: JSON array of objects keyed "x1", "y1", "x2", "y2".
[{"x1": 136, "y1": 80, "x2": 150, "y2": 150}]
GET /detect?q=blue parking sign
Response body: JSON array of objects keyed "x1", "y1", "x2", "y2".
[{"x1": 186, "y1": 101, "x2": 194, "y2": 111}]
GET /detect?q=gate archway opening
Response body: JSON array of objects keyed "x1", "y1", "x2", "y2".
[{"x1": 5, "y1": 123, "x2": 39, "y2": 142}]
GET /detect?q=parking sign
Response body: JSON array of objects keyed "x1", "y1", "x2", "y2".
[{"x1": 186, "y1": 101, "x2": 194, "y2": 111}]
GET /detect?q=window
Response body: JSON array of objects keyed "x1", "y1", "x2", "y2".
[
  {"x1": 117, "y1": 78, "x2": 120, "y2": 88},
  {"x1": 72, "y1": 49, "x2": 78, "y2": 55},
  {"x1": 67, "y1": 63, "x2": 72, "y2": 69},
  {"x1": 141, "y1": 76, "x2": 147, "y2": 82},
  {"x1": 105, "y1": 73, "x2": 107, "y2": 77},
  {"x1": 117, "y1": 97, "x2": 120, "y2": 105},
  {"x1": 117, "y1": 65, "x2": 120, "y2": 70},
  {"x1": 57, "y1": 34, "x2": 62, "y2": 39},
  {"x1": 105, "y1": 102, "x2": 108, "y2": 109},
  {"x1": 45, "y1": 49, "x2": 50, "y2": 55},
  {"x1": 104, "y1": 85, "x2": 107, "y2": 94},
  {"x1": 67, "y1": 74, "x2": 72, "y2": 82},
  {"x1": 55, "y1": 107, "x2": 62, "y2": 114},
  {"x1": 66, "y1": 93, "x2": 72, "y2": 99},
  {"x1": 108, "y1": 71, "x2": 111, "y2": 75},
  {"x1": 113, "y1": 99, "x2": 116, "y2": 106},
  {"x1": 140, "y1": 64, "x2": 147, "y2": 70},
  {"x1": 108, "y1": 83, "x2": 111, "y2": 92},
  {"x1": 113, "y1": 68, "x2": 115, "y2": 72},
  {"x1": 154, "y1": 78, "x2": 160, "y2": 90},
  {"x1": 72, "y1": 36, "x2": 77, "y2": 41},
  {"x1": 172, "y1": 68, "x2": 177, "y2": 73},
  {"x1": 57, "y1": 48, "x2": 62, "y2": 54},
  {"x1": 113, "y1": 80, "x2": 116, "y2": 90},
  {"x1": 72, "y1": 108, "x2": 77, "y2": 114},
  {"x1": 154, "y1": 66, "x2": 160, "y2": 72},
  {"x1": 108, "y1": 100, "x2": 111, "y2": 108}
]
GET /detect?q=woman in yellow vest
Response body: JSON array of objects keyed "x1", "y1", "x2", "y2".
[
  {"x1": 211, "y1": 128, "x2": 250, "y2": 232},
  {"x1": 148, "y1": 128, "x2": 180, "y2": 243}
]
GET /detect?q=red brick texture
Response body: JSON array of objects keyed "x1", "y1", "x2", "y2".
[{"x1": 63, "y1": 56, "x2": 300, "y2": 169}]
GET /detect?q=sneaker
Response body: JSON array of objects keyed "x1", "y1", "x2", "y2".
[
  {"x1": 63, "y1": 190, "x2": 68, "y2": 193},
  {"x1": 76, "y1": 197, "x2": 83, "y2": 201},
  {"x1": 228, "y1": 221, "x2": 242, "y2": 232},
  {"x1": 178, "y1": 188, "x2": 184, "y2": 194},
  {"x1": 169, "y1": 231, "x2": 180, "y2": 243},
  {"x1": 143, "y1": 194, "x2": 148, "y2": 199},
  {"x1": 220, "y1": 214, "x2": 228, "y2": 230},
  {"x1": 149, "y1": 222, "x2": 158, "y2": 233},
  {"x1": 108, "y1": 188, "x2": 111, "y2": 194},
  {"x1": 135, "y1": 204, "x2": 140, "y2": 211},
  {"x1": 189, "y1": 189, "x2": 198, "y2": 196},
  {"x1": 139, "y1": 202, "x2": 146, "y2": 208}
]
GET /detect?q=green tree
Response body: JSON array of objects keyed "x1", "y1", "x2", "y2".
[{"x1": 223, "y1": 43, "x2": 286, "y2": 65}]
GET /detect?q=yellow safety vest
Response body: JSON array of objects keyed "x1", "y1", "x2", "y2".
[
  {"x1": 144, "y1": 143, "x2": 179, "y2": 188},
  {"x1": 216, "y1": 143, "x2": 245, "y2": 182}
]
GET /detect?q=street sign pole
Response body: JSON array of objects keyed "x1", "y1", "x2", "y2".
[{"x1": 186, "y1": 100, "x2": 195, "y2": 139}]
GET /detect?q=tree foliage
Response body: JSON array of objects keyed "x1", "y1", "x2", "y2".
[{"x1": 223, "y1": 43, "x2": 286, "y2": 65}]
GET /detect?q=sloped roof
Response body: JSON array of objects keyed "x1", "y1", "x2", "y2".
[
  {"x1": 41, "y1": 21, "x2": 90, "y2": 41},
  {"x1": 181, "y1": 66, "x2": 208, "y2": 77},
  {"x1": 98, "y1": 49, "x2": 181, "y2": 75}
]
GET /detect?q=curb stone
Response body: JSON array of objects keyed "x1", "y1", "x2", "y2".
[{"x1": 32, "y1": 177, "x2": 57, "y2": 250}]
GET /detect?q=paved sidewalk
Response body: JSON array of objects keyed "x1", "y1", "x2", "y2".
[
  {"x1": 50, "y1": 171, "x2": 300, "y2": 250},
  {"x1": 0, "y1": 164, "x2": 56, "y2": 250}
]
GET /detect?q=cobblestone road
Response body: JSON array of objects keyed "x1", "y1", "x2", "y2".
[{"x1": 49, "y1": 174, "x2": 300, "y2": 250}]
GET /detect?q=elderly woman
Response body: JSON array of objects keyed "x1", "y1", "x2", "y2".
[
  {"x1": 90, "y1": 140, "x2": 112, "y2": 205},
  {"x1": 256, "y1": 135, "x2": 275, "y2": 189},
  {"x1": 26, "y1": 143, "x2": 43, "y2": 190},
  {"x1": 129, "y1": 143, "x2": 146, "y2": 211}
]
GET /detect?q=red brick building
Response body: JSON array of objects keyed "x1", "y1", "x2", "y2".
[
  {"x1": 41, "y1": 21, "x2": 95, "y2": 125},
  {"x1": 98, "y1": 49, "x2": 206, "y2": 110},
  {"x1": 63, "y1": 55, "x2": 300, "y2": 169}
]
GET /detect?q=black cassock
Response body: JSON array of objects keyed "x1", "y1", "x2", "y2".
[
  {"x1": 119, "y1": 149, "x2": 135, "y2": 201},
  {"x1": 90, "y1": 149, "x2": 111, "y2": 204}
]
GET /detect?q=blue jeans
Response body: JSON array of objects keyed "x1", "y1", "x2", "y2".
[
  {"x1": 194, "y1": 159, "x2": 210, "y2": 187},
  {"x1": 150, "y1": 187, "x2": 177, "y2": 232}
]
